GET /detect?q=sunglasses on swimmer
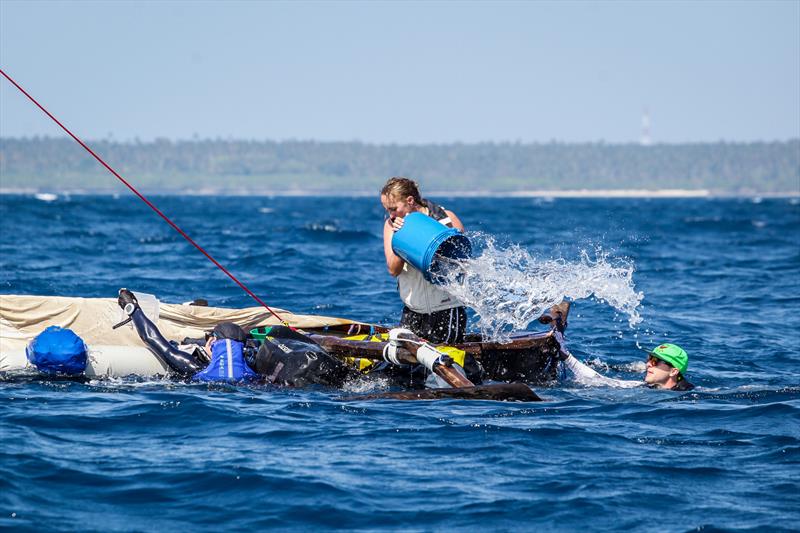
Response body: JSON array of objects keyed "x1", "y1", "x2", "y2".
[{"x1": 647, "y1": 355, "x2": 673, "y2": 368}]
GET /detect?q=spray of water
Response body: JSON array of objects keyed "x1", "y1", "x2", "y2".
[{"x1": 434, "y1": 234, "x2": 643, "y2": 342}]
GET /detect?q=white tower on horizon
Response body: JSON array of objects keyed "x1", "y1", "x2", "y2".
[{"x1": 640, "y1": 107, "x2": 652, "y2": 146}]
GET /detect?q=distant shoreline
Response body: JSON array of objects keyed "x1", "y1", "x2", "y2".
[
  {"x1": 1, "y1": 187, "x2": 798, "y2": 198},
  {"x1": 5, "y1": 138, "x2": 797, "y2": 195}
]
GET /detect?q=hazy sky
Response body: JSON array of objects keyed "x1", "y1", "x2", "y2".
[{"x1": 1, "y1": 0, "x2": 798, "y2": 144}]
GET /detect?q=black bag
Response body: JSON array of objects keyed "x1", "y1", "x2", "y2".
[{"x1": 248, "y1": 326, "x2": 356, "y2": 388}]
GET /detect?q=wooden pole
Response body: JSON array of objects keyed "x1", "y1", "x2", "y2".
[{"x1": 310, "y1": 333, "x2": 474, "y2": 388}]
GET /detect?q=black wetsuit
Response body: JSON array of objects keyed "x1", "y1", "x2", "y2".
[
  {"x1": 128, "y1": 306, "x2": 206, "y2": 375},
  {"x1": 645, "y1": 378, "x2": 695, "y2": 391},
  {"x1": 671, "y1": 379, "x2": 695, "y2": 391}
]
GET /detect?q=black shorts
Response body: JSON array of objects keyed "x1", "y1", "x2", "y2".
[{"x1": 399, "y1": 306, "x2": 467, "y2": 344}]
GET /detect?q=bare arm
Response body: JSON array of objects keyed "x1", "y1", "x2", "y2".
[
  {"x1": 445, "y1": 209, "x2": 465, "y2": 232},
  {"x1": 383, "y1": 218, "x2": 405, "y2": 277}
]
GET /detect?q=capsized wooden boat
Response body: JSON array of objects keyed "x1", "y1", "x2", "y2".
[
  {"x1": 308, "y1": 300, "x2": 569, "y2": 385},
  {"x1": 310, "y1": 328, "x2": 564, "y2": 385},
  {"x1": 0, "y1": 293, "x2": 569, "y2": 386}
]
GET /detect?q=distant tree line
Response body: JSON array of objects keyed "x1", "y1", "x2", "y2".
[{"x1": 0, "y1": 137, "x2": 797, "y2": 193}]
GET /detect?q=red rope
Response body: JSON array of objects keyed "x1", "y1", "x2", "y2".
[{"x1": 1, "y1": 68, "x2": 289, "y2": 324}]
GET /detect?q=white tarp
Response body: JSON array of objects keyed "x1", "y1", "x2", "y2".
[{"x1": 0, "y1": 293, "x2": 363, "y2": 355}]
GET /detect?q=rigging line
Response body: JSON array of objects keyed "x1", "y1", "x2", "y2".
[{"x1": 0, "y1": 67, "x2": 288, "y2": 324}]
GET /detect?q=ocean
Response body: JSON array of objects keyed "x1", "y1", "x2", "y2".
[{"x1": 1, "y1": 194, "x2": 798, "y2": 532}]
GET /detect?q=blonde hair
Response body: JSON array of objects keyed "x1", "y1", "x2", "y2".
[{"x1": 381, "y1": 177, "x2": 422, "y2": 204}]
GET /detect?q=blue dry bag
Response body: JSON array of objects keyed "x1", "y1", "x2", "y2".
[
  {"x1": 26, "y1": 325, "x2": 88, "y2": 375},
  {"x1": 193, "y1": 338, "x2": 257, "y2": 382}
]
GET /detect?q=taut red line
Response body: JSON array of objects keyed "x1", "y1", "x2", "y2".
[{"x1": 0, "y1": 68, "x2": 287, "y2": 323}]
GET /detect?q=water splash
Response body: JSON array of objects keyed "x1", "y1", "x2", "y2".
[{"x1": 434, "y1": 234, "x2": 643, "y2": 341}]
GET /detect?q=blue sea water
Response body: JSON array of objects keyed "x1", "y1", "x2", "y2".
[{"x1": 1, "y1": 193, "x2": 799, "y2": 532}]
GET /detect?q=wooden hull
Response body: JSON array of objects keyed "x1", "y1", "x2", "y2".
[
  {"x1": 309, "y1": 301, "x2": 569, "y2": 385},
  {"x1": 468, "y1": 331, "x2": 562, "y2": 384},
  {"x1": 310, "y1": 329, "x2": 562, "y2": 385}
]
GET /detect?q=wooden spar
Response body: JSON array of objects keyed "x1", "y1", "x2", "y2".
[
  {"x1": 310, "y1": 333, "x2": 474, "y2": 388},
  {"x1": 311, "y1": 335, "x2": 410, "y2": 359},
  {"x1": 537, "y1": 301, "x2": 570, "y2": 333},
  {"x1": 392, "y1": 332, "x2": 475, "y2": 388},
  {"x1": 338, "y1": 383, "x2": 542, "y2": 402},
  {"x1": 431, "y1": 364, "x2": 474, "y2": 388}
]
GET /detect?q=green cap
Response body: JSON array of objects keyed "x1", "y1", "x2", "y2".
[{"x1": 649, "y1": 343, "x2": 688, "y2": 375}]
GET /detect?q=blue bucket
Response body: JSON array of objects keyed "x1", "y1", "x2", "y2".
[{"x1": 392, "y1": 212, "x2": 472, "y2": 282}]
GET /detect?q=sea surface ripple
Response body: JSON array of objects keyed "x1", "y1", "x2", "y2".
[{"x1": 1, "y1": 194, "x2": 799, "y2": 532}]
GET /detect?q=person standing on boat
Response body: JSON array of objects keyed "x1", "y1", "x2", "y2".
[{"x1": 380, "y1": 177, "x2": 467, "y2": 344}]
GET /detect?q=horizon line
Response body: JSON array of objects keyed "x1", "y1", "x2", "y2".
[
  {"x1": 3, "y1": 188, "x2": 799, "y2": 199},
  {"x1": 1, "y1": 136, "x2": 798, "y2": 147}
]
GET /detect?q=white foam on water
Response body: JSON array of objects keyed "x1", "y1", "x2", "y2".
[
  {"x1": 34, "y1": 193, "x2": 58, "y2": 202},
  {"x1": 341, "y1": 374, "x2": 392, "y2": 393},
  {"x1": 434, "y1": 234, "x2": 643, "y2": 341}
]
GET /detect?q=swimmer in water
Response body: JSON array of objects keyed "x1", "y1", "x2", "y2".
[
  {"x1": 117, "y1": 289, "x2": 356, "y2": 387},
  {"x1": 557, "y1": 335, "x2": 694, "y2": 391},
  {"x1": 642, "y1": 343, "x2": 694, "y2": 391}
]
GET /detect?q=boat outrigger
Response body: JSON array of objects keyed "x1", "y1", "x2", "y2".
[{"x1": 0, "y1": 292, "x2": 569, "y2": 401}]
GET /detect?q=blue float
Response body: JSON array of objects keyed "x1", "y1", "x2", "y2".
[
  {"x1": 26, "y1": 325, "x2": 87, "y2": 375},
  {"x1": 392, "y1": 212, "x2": 472, "y2": 282}
]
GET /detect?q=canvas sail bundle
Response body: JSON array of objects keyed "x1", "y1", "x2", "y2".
[{"x1": 0, "y1": 294, "x2": 366, "y2": 374}]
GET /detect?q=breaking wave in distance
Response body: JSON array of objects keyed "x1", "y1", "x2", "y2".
[{"x1": 436, "y1": 234, "x2": 644, "y2": 341}]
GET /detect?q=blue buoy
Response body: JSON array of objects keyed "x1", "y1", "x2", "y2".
[
  {"x1": 392, "y1": 212, "x2": 472, "y2": 283},
  {"x1": 26, "y1": 325, "x2": 87, "y2": 375}
]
